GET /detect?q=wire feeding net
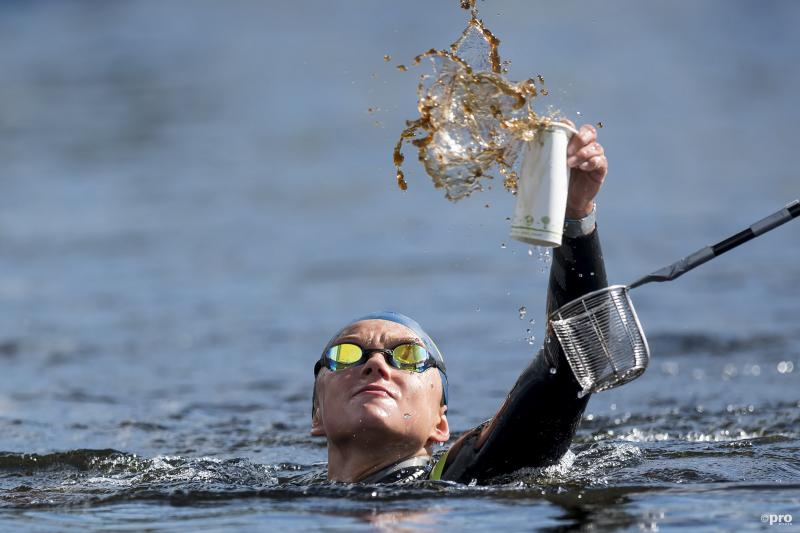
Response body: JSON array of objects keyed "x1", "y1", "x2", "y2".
[{"x1": 549, "y1": 285, "x2": 650, "y2": 395}]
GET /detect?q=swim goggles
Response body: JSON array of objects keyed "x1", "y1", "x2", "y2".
[
  {"x1": 314, "y1": 343, "x2": 443, "y2": 374},
  {"x1": 313, "y1": 343, "x2": 449, "y2": 407}
]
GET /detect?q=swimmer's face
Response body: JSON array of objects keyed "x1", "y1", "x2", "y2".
[{"x1": 311, "y1": 320, "x2": 449, "y2": 455}]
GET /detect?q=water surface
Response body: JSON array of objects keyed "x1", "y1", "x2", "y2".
[{"x1": 1, "y1": 1, "x2": 798, "y2": 530}]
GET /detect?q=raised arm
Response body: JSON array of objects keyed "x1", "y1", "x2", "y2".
[{"x1": 436, "y1": 123, "x2": 609, "y2": 483}]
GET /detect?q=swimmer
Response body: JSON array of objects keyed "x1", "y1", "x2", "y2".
[{"x1": 312, "y1": 121, "x2": 608, "y2": 483}]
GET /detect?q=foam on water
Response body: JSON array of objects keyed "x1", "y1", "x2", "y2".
[{"x1": 4, "y1": 393, "x2": 797, "y2": 507}]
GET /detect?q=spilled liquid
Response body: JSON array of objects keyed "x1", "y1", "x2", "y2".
[{"x1": 393, "y1": 2, "x2": 560, "y2": 200}]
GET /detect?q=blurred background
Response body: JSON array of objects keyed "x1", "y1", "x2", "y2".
[{"x1": 0, "y1": 1, "x2": 798, "y2": 529}]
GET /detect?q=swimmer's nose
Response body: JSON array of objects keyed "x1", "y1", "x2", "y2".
[{"x1": 360, "y1": 351, "x2": 391, "y2": 380}]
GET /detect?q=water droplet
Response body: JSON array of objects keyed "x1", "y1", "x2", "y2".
[
  {"x1": 383, "y1": 54, "x2": 392, "y2": 62},
  {"x1": 578, "y1": 273, "x2": 583, "y2": 278},
  {"x1": 475, "y1": 307, "x2": 480, "y2": 312},
  {"x1": 403, "y1": 413, "x2": 412, "y2": 419},
  {"x1": 527, "y1": 249, "x2": 533, "y2": 256},
  {"x1": 484, "y1": 203, "x2": 490, "y2": 208},
  {"x1": 661, "y1": 362, "x2": 679, "y2": 376},
  {"x1": 500, "y1": 243, "x2": 506, "y2": 249},
  {"x1": 549, "y1": 367, "x2": 557, "y2": 374},
  {"x1": 529, "y1": 318, "x2": 535, "y2": 324},
  {"x1": 518, "y1": 306, "x2": 527, "y2": 319},
  {"x1": 371, "y1": 491, "x2": 378, "y2": 497}
]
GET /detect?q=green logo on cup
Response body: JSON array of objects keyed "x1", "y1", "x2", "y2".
[
  {"x1": 524, "y1": 215, "x2": 533, "y2": 225},
  {"x1": 541, "y1": 216, "x2": 550, "y2": 226}
]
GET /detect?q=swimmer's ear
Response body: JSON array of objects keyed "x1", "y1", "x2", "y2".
[
  {"x1": 426, "y1": 404, "x2": 450, "y2": 446},
  {"x1": 310, "y1": 380, "x2": 326, "y2": 437},
  {"x1": 310, "y1": 406, "x2": 326, "y2": 437}
]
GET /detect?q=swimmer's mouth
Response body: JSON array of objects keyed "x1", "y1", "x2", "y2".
[{"x1": 354, "y1": 384, "x2": 396, "y2": 399}]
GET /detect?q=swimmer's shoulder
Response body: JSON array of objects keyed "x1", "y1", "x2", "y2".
[{"x1": 428, "y1": 420, "x2": 490, "y2": 481}]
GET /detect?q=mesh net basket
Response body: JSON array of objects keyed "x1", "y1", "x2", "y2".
[{"x1": 549, "y1": 285, "x2": 650, "y2": 395}]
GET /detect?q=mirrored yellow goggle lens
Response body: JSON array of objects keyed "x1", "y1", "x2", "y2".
[
  {"x1": 392, "y1": 344, "x2": 427, "y2": 365},
  {"x1": 326, "y1": 343, "x2": 363, "y2": 364}
]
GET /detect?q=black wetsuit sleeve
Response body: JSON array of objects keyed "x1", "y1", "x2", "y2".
[{"x1": 439, "y1": 227, "x2": 608, "y2": 483}]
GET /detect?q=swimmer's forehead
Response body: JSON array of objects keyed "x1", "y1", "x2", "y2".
[{"x1": 332, "y1": 319, "x2": 422, "y2": 347}]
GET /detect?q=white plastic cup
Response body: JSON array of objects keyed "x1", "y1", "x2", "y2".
[{"x1": 509, "y1": 122, "x2": 577, "y2": 248}]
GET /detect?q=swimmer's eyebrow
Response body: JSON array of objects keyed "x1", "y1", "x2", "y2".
[{"x1": 384, "y1": 337, "x2": 423, "y2": 347}]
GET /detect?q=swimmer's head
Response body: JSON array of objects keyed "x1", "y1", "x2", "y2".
[{"x1": 311, "y1": 312, "x2": 450, "y2": 453}]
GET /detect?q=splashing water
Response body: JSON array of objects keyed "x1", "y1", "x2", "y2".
[
  {"x1": 535, "y1": 246, "x2": 552, "y2": 273},
  {"x1": 393, "y1": 3, "x2": 561, "y2": 200}
]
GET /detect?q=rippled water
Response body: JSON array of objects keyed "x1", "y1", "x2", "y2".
[{"x1": 1, "y1": 1, "x2": 799, "y2": 531}]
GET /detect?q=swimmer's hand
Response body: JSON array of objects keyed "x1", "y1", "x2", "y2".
[{"x1": 562, "y1": 120, "x2": 608, "y2": 219}]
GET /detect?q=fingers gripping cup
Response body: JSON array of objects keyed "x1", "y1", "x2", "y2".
[{"x1": 510, "y1": 122, "x2": 577, "y2": 247}]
